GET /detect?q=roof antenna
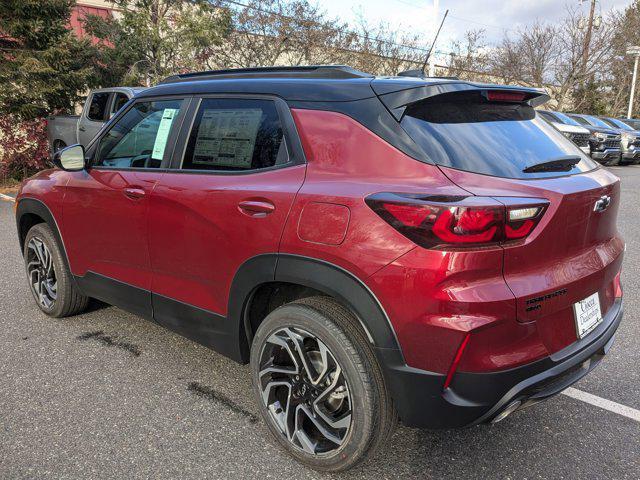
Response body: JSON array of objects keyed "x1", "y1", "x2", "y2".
[
  {"x1": 422, "y1": 9, "x2": 449, "y2": 74},
  {"x1": 398, "y1": 9, "x2": 449, "y2": 78}
]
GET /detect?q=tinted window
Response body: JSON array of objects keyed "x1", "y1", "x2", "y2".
[
  {"x1": 607, "y1": 118, "x2": 634, "y2": 131},
  {"x1": 111, "y1": 93, "x2": 130, "y2": 117},
  {"x1": 569, "y1": 115, "x2": 591, "y2": 126},
  {"x1": 95, "y1": 99, "x2": 183, "y2": 169},
  {"x1": 182, "y1": 98, "x2": 287, "y2": 171},
  {"x1": 584, "y1": 115, "x2": 611, "y2": 129},
  {"x1": 622, "y1": 119, "x2": 640, "y2": 129},
  {"x1": 553, "y1": 112, "x2": 582, "y2": 126},
  {"x1": 539, "y1": 111, "x2": 559, "y2": 123},
  {"x1": 87, "y1": 93, "x2": 111, "y2": 121},
  {"x1": 401, "y1": 91, "x2": 597, "y2": 179}
]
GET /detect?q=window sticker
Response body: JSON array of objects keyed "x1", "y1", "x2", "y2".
[
  {"x1": 192, "y1": 108, "x2": 263, "y2": 168},
  {"x1": 151, "y1": 108, "x2": 178, "y2": 160}
]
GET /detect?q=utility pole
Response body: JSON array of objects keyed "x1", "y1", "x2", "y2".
[
  {"x1": 627, "y1": 47, "x2": 640, "y2": 118},
  {"x1": 580, "y1": 0, "x2": 597, "y2": 81}
]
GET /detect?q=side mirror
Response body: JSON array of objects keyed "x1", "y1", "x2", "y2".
[{"x1": 53, "y1": 144, "x2": 86, "y2": 171}]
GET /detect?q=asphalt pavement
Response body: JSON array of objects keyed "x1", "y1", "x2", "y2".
[{"x1": 1, "y1": 167, "x2": 639, "y2": 479}]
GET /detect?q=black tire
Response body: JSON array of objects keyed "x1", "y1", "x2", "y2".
[
  {"x1": 23, "y1": 223, "x2": 89, "y2": 318},
  {"x1": 250, "y1": 296, "x2": 397, "y2": 472}
]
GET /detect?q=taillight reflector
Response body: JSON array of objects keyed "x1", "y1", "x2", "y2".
[
  {"x1": 366, "y1": 193, "x2": 547, "y2": 249},
  {"x1": 614, "y1": 271, "x2": 623, "y2": 298},
  {"x1": 443, "y1": 333, "x2": 471, "y2": 390}
]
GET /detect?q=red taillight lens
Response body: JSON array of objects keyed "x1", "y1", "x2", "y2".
[
  {"x1": 366, "y1": 193, "x2": 547, "y2": 249},
  {"x1": 613, "y1": 271, "x2": 623, "y2": 298}
]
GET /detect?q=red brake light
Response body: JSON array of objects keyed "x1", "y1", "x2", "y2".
[
  {"x1": 486, "y1": 90, "x2": 527, "y2": 103},
  {"x1": 366, "y1": 193, "x2": 547, "y2": 249}
]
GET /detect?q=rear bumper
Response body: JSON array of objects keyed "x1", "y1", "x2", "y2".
[{"x1": 380, "y1": 298, "x2": 623, "y2": 429}]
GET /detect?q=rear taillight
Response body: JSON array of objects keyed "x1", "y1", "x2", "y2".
[{"x1": 366, "y1": 193, "x2": 547, "y2": 249}]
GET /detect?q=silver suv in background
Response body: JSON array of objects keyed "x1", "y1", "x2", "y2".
[
  {"x1": 47, "y1": 87, "x2": 146, "y2": 152},
  {"x1": 598, "y1": 116, "x2": 640, "y2": 164},
  {"x1": 567, "y1": 114, "x2": 622, "y2": 165},
  {"x1": 538, "y1": 110, "x2": 591, "y2": 155}
]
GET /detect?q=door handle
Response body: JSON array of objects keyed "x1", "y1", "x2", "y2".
[
  {"x1": 123, "y1": 187, "x2": 146, "y2": 200},
  {"x1": 78, "y1": 126, "x2": 86, "y2": 132},
  {"x1": 238, "y1": 200, "x2": 275, "y2": 217}
]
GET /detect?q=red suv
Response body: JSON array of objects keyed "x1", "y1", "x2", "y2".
[{"x1": 15, "y1": 66, "x2": 624, "y2": 472}]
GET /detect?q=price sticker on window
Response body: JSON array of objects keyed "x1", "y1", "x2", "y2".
[{"x1": 152, "y1": 108, "x2": 178, "y2": 160}]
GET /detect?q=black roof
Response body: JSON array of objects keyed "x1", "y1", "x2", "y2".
[{"x1": 136, "y1": 65, "x2": 549, "y2": 104}]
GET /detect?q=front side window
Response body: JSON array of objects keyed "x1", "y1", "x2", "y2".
[
  {"x1": 95, "y1": 99, "x2": 183, "y2": 169},
  {"x1": 87, "y1": 92, "x2": 111, "y2": 121},
  {"x1": 182, "y1": 98, "x2": 287, "y2": 171}
]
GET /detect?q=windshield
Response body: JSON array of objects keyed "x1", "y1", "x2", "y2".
[
  {"x1": 401, "y1": 91, "x2": 597, "y2": 179},
  {"x1": 584, "y1": 115, "x2": 612, "y2": 129},
  {"x1": 553, "y1": 112, "x2": 582, "y2": 126},
  {"x1": 607, "y1": 118, "x2": 634, "y2": 131},
  {"x1": 569, "y1": 115, "x2": 591, "y2": 126},
  {"x1": 622, "y1": 119, "x2": 640, "y2": 129}
]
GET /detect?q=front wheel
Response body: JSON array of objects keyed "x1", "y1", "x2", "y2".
[
  {"x1": 24, "y1": 223, "x2": 89, "y2": 317},
  {"x1": 250, "y1": 296, "x2": 396, "y2": 472}
]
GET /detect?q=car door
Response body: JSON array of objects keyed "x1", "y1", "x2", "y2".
[
  {"x1": 147, "y1": 96, "x2": 306, "y2": 343},
  {"x1": 63, "y1": 97, "x2": 187, "y2": 318},
  {"x1": 78, "y1": 91, "x2": 112, "y2": 146}
]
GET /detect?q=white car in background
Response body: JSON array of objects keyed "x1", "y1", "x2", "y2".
[{"x1": 538, "y1": 110, "x2": 591, "y2": 155}]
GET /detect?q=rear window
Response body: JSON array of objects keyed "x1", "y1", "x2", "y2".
[{"x1": 401, "y1": 91, "x2": 597, "y2": 179}]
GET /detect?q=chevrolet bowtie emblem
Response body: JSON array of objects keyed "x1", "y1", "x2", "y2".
[{"x1": 594, "y1": 195, "x2": 611, "y2": 212}]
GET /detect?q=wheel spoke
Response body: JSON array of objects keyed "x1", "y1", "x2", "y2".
[
  {"x1": 258, "y1": 326, "x2": 352, "y2": 456},
  {"x1": 297, "y1": 404, "x2": 344, "y2": 447},
  {"x1": 26, "y1": 237, "x2": 57, "y2": 309}
]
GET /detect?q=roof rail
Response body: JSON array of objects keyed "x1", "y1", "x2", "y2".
[{"x1": 160, "y1": 65, "x2": 374, "y2": 84}]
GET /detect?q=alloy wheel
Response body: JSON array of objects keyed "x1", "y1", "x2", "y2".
[
  {"x1": 258, "y1": 327, "x2": 352, "y2": 455},
  {"x1": 26, "y1": 237, "x2": 57, "y2": 309}
]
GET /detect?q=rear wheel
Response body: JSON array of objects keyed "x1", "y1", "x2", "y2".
[
  {"x1": 250, "y1": 296, "x2": 396, "y2": 472},
  {"x1": 24, "y1": 223, "x2": 89, "y2": 317}
]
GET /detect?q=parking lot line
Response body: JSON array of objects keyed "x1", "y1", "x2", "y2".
[
  {"x1": 562, "y1": 387, "x2": 640, "y2": 422},
  {"x1": 0, "y1": 193, "x2": 16, "y2": 203}
]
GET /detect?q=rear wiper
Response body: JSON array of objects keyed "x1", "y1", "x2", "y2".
[{"x1": 522, "y1": 155, "x2": 581, "y2": 173}]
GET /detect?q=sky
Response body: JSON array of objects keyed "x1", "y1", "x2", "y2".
[{"x1": 319, "y1": 0, "x2": 633, "y2": 59}]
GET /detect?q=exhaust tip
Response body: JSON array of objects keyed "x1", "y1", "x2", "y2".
[{"x1": 491, "y1": 400, "x2": 522, "y2": 424}]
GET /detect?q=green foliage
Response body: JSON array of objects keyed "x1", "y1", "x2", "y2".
[
  {"x1": 85, "y1": 0, "x2": 232, "y2": 86},
  {"x1": 0, "y1": 0, "x2": 99, "y2": 120}
]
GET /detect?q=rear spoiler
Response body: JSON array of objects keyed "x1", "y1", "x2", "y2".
[{"x1": 375, "y1": 82, "x2": 550, "y2": 121}]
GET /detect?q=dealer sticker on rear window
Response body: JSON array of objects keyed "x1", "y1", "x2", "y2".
[{"x1": 573, "y1": 292, "x2": 603, "y2": 339}]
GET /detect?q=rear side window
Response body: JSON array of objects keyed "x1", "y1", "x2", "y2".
[
  {"x1": 401, "y1": 91, "x2": 597, "y2": 179},
  {"x1": 182, "y1": 98, "x2": 287, "y2": 171},
  {"x1": 87, "y1": 92, "x2": 111, "y2": 121},
  {"x1": 111, "y1": 93, "x2": 130, "y2": 117}
]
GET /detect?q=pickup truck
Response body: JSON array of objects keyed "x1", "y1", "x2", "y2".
[{"x1": 47, "y1": 87, "x2": 145, "y2": 152}]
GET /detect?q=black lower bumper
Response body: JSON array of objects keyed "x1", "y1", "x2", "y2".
[
  {"x1": 621, "y1": 150, "x2": 640, "y2": 164},
  {"x1": 379, "y1": 299, "x2": 623, "y2": 429},
  {"x1": 591, "y1": 149, "x2": 621, "y2": 165}
]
